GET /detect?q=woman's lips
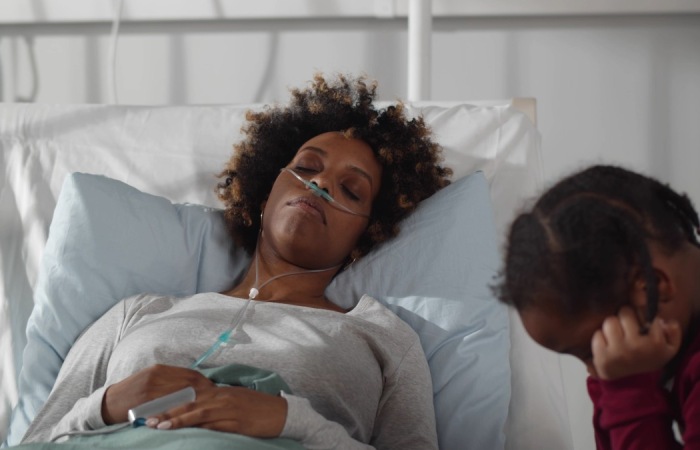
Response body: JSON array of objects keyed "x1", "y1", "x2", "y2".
[{"x1": 288, "y1": 196, "x2": 326, "y2": 224}]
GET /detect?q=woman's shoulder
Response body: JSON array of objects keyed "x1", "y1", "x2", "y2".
[
  {"x1": 348, "y1": 294, "x2": 395, "y2": 319},
  {"x1": 348, "y1": 294, "x2": 422, "y2": 346}
]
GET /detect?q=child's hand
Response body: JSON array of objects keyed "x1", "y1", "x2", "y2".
[{"x1": 590, "y1": 306, "x2": 682, "y2": 380}]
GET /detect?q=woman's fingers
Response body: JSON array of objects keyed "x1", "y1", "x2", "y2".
[
  {"x1": 102, "y1": 364, "x2": 213, "y2": 424},
  {"x1": 147, "y1": 387, "x2": 287, "y2": 438},
  {"x1": 156, "y1": 403, "x2": 228, "y2": 430}
]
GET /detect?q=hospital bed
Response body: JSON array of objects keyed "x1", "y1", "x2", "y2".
[{"x1": 0, "y1": 98, "x2": 577, "y2": 450}]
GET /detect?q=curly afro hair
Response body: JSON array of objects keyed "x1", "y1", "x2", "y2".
[{"x1": 217, "y1": 73, "x2": 452, "y2": 259}]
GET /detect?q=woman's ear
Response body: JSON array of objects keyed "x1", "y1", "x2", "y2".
[{"x1": 260, "y1": 201, "x2": 267, "y2": 227}]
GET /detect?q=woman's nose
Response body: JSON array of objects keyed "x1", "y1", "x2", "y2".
[
  {"x1": 309, "y1": 180, "x2": 330, "y2": 196},
  {"x1": 308, "y1": 172, "x2": 334, "y2": 194}
]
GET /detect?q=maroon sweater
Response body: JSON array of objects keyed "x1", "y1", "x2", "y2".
[{"x1": 587, "y1": 328, "x2": 700, "y2": 449}]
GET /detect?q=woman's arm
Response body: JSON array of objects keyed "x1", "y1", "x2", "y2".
[
  {"x1": 368, "y1": 340, "x2": 438, "y2": 450},
  {"x1": 279, "y1": 393, "x2": 374, "y2": 450},
  {"x1": 279, "y1": 338, "x2": 437, "y2": 450},
  {"x1": 22, "y1": 296, "x2": 220, "y2": 443},
  {"x1": 146, "y1": 334, "x2": 437, "y2": 450},
  {"x1": 146, "y1": 381, "x2": 376, "y2": 449},
  {"x1": 20, "y1": 299, "x2": 128, "y2": 443}
]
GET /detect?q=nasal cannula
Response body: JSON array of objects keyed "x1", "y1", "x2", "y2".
[{"x1": 280, "y1": 168, "x2": 369, "y2": 217}]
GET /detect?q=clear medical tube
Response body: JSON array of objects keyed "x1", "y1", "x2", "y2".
[
  {"x1": 189, "y1": 298, "x2": 251, "y2": 369},
  {"x1": 280, "y1": 168, "x2": 369, "y2": 218}
]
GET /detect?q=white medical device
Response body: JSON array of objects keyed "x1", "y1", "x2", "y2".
[{"x1": 127, "y1": 387, "x2": 196, "y2": 426}]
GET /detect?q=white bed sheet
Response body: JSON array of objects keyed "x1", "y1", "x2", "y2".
[{"x1": 0, "y1": 101, "x2": 572, "y2": 450}]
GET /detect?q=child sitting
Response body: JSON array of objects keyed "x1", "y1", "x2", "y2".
[{"x1": 497, "y1": 164, "x2": 700, "y2": 449}]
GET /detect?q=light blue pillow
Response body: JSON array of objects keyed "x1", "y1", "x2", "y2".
[
  {"x1": 327, "y1": 170, "x2": 510, "y2": 450},
  {"x1": 5, "y1": 173, "x2": 251, "y2": 446},
  {"x1": 7, "y1": 171, "x2": 510, "y2": 450}
]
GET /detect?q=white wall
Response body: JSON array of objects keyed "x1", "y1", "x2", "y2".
[
  {"x1": 2, "y1": 12, "x2": 700, "y2": 450},
  {"x1": 4, "y1": 15, "x2": 698, "y2": 197}
]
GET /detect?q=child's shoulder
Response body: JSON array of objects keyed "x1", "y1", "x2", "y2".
[{"x1": 675, "y1": 326, "x2": 700, "y2": 388}]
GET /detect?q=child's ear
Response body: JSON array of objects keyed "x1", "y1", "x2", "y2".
[{"x1": 630, "y1": 267, "x2": 674, "y2": 313}]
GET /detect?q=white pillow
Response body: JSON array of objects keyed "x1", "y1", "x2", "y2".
[{"x1": 7, "y1": 169, "x2": 509, "y2": 449}]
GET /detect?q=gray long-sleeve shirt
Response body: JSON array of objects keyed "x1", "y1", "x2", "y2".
[{"x1": 21, "y1": 293, "x2": 437, "y2": 449}]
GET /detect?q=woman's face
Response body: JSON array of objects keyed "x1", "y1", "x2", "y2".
[{"x1": 262, "y1": 131, "x2": 382, "y2": 270}]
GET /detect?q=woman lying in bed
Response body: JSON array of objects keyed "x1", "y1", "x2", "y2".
[{"x1": 17, "y1": 74, "x2": 451, "y2": 449}]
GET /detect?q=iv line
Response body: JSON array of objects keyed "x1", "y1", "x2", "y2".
[{"x1": 189, "y1": 248, "x2": 340, "y2": 369}]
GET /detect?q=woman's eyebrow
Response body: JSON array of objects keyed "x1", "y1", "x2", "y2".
[
  {"x1": 300, "y1": 146, "x2": 374, "y2": 189},
  {"x1": 301, "y1": 146, "x2": 328, "y2": 157}
]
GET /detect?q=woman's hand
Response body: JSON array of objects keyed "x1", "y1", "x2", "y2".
[
  {"x1": 102, "y1": 364, "x2": 215, "y2": 424},
  {"x1": 590, "y1": 306, "x2": 682, "y2": 380},
  {"x1": 145, "y1": 386, "x2": 288, "y2": 438}
]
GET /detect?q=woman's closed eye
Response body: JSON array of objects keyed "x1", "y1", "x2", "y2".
[
  {"x1": 341, "y1": 185, "x2": 360, "y2": 201},
  {"x1": 293, "y1": 165, "x2": 364, "y2": 202},
  {"x1": 294, "y1": 165, "x2": 318, "y2": 174}
]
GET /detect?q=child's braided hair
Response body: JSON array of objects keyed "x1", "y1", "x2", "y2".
[{"x1": 497, "y1": 165, "x2": 699, "y2": 321}]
